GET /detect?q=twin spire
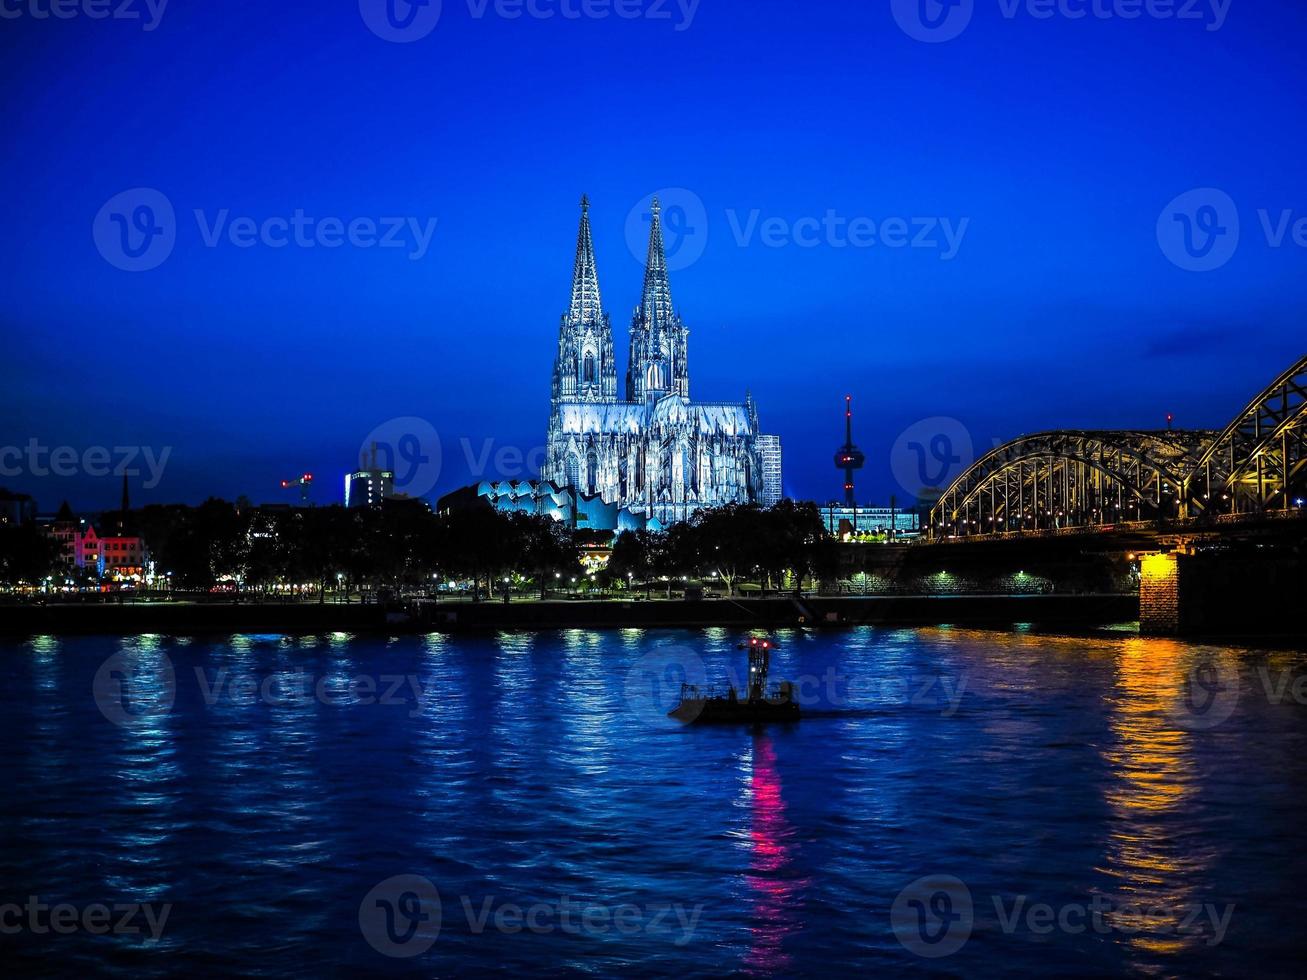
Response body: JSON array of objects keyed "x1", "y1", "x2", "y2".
[
  {"x1": 567, "y1": 194, "x2": 673, "y2": 325},
  {"x1": 640, "y1": 198, "x2": 675, "y2": 329},
  {"x1": 569, "y1": 194, "x2": 604, "y2": 325}
]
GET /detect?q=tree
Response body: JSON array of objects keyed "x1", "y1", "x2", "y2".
[
  {"x1": 517, "y1": 513, "x2": 578, "y2": 598},
  {"x1": 609, "y1": 529, "x2": 656, "y2": 597},
  {"x1": 653, "y1": 522, "x2": 699, "y2": 597},
  {"x1": 435, "y1": 505, "x2": 516, "y2": 601},
  {"x1": 243, "y1": 509, "x2": 288, "y2": 592},
  {"x1": 759, "y1": 500, "x2": 829, "y2": 595},
  {"x1": 691, "y1": 504, "x2": 764, "y2": 596},
  {"x1": 292, "y1": 506, "x2": 359, "y2": 601},
  {"x1": 0, "y1": 523, "x2": 59, "y2": 585}
]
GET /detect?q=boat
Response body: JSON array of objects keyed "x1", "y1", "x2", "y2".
[{"x1": 668, "y1": 637, "x2": 801, "y2": 725}]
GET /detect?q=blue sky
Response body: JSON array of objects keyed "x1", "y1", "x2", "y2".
[{"x1": 2, "y1": 0, "x2": 1305, "y2": 510}]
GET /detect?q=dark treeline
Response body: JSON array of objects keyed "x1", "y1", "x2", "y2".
[
  {"x1": 608, "y1": 500, "x2": 836, "y2": 596},
  {"x1": 1, "y1": 498, "x2": 834, "y2": 598},
  {"x1": 0, "y1": 522, "x2": 60, "y2": 585},
  {"x1": 138, "y1": 499, "x2": 579, "y2": 599}
]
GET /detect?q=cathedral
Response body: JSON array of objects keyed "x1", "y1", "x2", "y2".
[{"x1": 542, "y1": 196, "x2": 775, "y2": 528}]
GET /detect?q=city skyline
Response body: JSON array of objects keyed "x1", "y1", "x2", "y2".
[
  {"x1": 6, "y1": 5, "x2": 1307, "y2": 978},
  {"x1": 5, "y1": 1, "x2": 1307, "y2": 510}
]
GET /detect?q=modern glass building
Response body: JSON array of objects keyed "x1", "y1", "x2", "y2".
[
  {"x1": 820, "y1": 504, "x2": 920, "y2": 539},
  {"x1": 757, "y1": 435, "x2": 782, "y2": 506}
]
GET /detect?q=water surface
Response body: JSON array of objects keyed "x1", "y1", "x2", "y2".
[{"x1": 2, "y1": 627, "x2": 1304, "y2": 977}]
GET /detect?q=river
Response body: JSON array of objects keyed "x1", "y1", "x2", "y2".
[{"x1": 2, "y1": 627, "x2": 1304, "y2": 976}]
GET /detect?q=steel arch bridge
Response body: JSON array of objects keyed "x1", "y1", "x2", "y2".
[
  {"x1": 929, "y1": 355, "x2": 1307, "y2": 540},
  {"x1": 1181, "y1": 356, "x2": 1307, "y2": 518}
]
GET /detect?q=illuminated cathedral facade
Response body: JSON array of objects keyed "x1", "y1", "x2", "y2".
[{"x1": 542, "y1": 197, "x2": 774, "y2": 527}]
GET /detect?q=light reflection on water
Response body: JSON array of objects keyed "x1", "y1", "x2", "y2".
[
  {"x1": 0, "y1": 627, "x2": 1304, "y2": 978},
  {"x1": 742, "y1": 735, "x2": 807, "y2": 976},
  {"x1": 1101, "y1": 639, "x2": 1210, "y2": 957},
  {"x1": 100, "y1": 635, "x2": 178, "y2": 908}
]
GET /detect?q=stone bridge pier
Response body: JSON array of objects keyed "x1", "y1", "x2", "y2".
[{"x1": 1140, "y1": 546, "x2": 1304, "y2": 638}]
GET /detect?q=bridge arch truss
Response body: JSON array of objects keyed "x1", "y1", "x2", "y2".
[
  {"x1": 930, "y1": 430, "x2": 1213, "y2": 539},
  {"x1": 1181, "y1": 355, "x2": 1307, "y2": 517}
]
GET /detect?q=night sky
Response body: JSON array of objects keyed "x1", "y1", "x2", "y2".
[{"x1": 2, "y1": 0, "x2": 1305, "y2": 512}]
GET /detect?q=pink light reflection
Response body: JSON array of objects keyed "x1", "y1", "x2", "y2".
[{"x1": 743, "y1": 734, "x2": 809, "y2": 976}]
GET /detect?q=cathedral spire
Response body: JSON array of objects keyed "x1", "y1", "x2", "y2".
[
  {"x1": 626, "y1": 196, "x2": 689, "y2": 403},
  {"x1": 553, "y1": 196, "x2": 617, "y2": 406},
  {"x1": 569, "y1": 194, "x2": 603, "y2": 324},
  {"x1": 640, "y1": 197, "x2": 675, "y2": 328}
]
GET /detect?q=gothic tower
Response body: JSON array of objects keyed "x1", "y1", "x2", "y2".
[
  {"x1": 552, "y1": 195, "x2": 618, "y2": 405},
  {"x1": 627, "y1": 198, "x2": 690, "y2": 403},
  {"x1": 544, "y1": 196, "x2": 761, "y2": 522}
]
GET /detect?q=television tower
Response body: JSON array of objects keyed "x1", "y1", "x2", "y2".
[{"x1": 833, "y1": 395, "x2": 866, "y2": 506}]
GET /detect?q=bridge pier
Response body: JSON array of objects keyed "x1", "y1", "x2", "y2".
[
  {"x1": 1139, "y1": 552, "x2": 1188, "y2": 636},
  {"x1": 1139, "y1": 548, "x2": 1305, "y2": 638}
]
